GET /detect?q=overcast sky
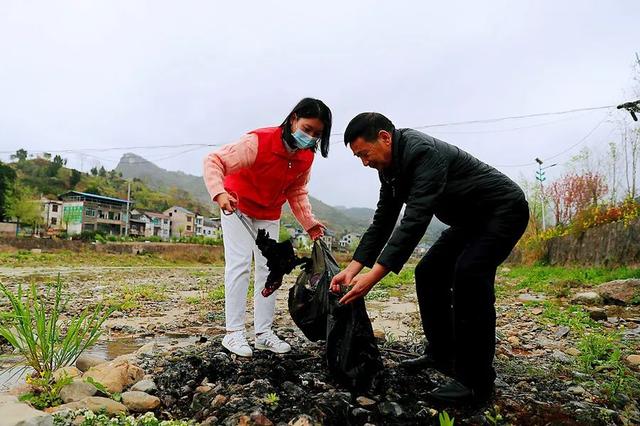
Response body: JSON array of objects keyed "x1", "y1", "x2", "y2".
[{"x1": 1, "y1": 1, "x2": 638, "y2": 208}]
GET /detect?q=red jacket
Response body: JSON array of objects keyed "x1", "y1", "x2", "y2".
[{"x1": 223, "y1": 127, "x2": 314, "y2": 220}]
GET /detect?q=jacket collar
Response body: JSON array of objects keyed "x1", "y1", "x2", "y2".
[{"x1": 381, "y1": 129, "x2": 403, "y2": 182}]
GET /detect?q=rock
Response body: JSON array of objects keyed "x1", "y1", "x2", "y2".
[
  {"x1": 201, "y1": 416, "x2": 219, "y2": 426},
  {"x1": 59, "y1": 380, "x2": 98, "y2": 403},
  {"x1": 351, "y1": 408, "x2": 372, "y2": 422},
  {"x1": 587, "y1": 307, "x2": 608, "y2": 321},
  {"x1": 555, "y1": 326, "x2": 570, "y2": 338},
  {"x1": 507, "y1": 336, "x2": 520, "y2": 347},
  {"x1": 52, "y1": 366, "x2": 83, "y2": 382},
  {"x1": 569, "y1": 385, "x2": 586, "y2": 395},
  {"x1": 281, "y1": 381, "x2": 304, "y2": 399},
  {"x1": 211, "y1": 394, "x2": 228, "y2": 408},
  {"x1": 121, "y1": 391, "x2": 161, "y2": 412},
  {"x1": 76, "y1": 355, "x2": 106, "y2": 372},
  {"x1": 196, "y1": 385, "x2": 212, "y2": 393},
  {"x1": 30, "y1": 248, "x2": 42, "y2": 254},
  {"x1": 288, "y1": 415, "x2": 315, "y2": 426},
  {"x1": 135, "y1": 343, "x2": 157, "y2": 356},
  {"x1": 356, "y1": 396, "x2": 377, "y2": 407},
  {"x1": 518, "y1": 294, "x2": 546, "y2": 303},
  {"x1": 565, "y1": 347, "x2": 580, "y2": 356},
  {"x1": 0, "y1": 395, "x2": 53, "y2": 426},
  {"x1": 83, "y1": 360, "x2": 144, "y2": 393},
  {"x1": 130, "y1": 379, "x2": 157, "y2": 394},
  {"x1": 572, "y1": 292, "x2": 602, "y2": 305},
  {"x1": 626, "y1": 354, "x2": 640, "y2": 367},
  {"x1": 531, "y1": 307, "x2": 544, "y2": 315},
  {"x1": 595, "y1": 279, "x2": 640, "y2": 305},
  {"x1": 378, "y1": 401, "x2": 404, "y2": 417},
  {"x1": 551, "y1": 350, "x2": 572, "y2": 364},
  {"x1": 47, "y1": 397, "x2": 127, "y2": 415},
  {"x1": 250, "y1": 410, "x2": 273, "y2": 426}
]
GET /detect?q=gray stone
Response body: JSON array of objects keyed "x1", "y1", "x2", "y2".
[
  {"x1": 59, "y1": 380, "x2": 98, "y2": 403},
  {"x1": 595, "y1": 279, "x2": 640, "y2": 305},
  {"x1": 378, "y1": 401, "x2": 404, "y2": 417},
  {"x1": 555, "y1": 326, "x2": 570, "y2": 338},
  {"x1": 47, "y1": 397, "x2": 127, "y2": 415},
  {"x1": 572, "y1": 292, "x2": 602, "y2": 305},
  {"x1": 130, "y1": 379, "x2": 157, "y2": 394},
  {"x1": 551, "y1": 350, "x2": 572, "y2": 364},
  {"x1": 356, "y1": 396, "x2": 377, "y2": 407},
  {"x1": 288, "y1": 415, "x2": 314, "y2": 426},
  {"x1": 75, "y1": 355, "x2": 107, "y2": 373},
  {"x1": 0, "y1": 395, "x2": 52, "y2": 426},
  {"x1": 587, "y1": 307, "x2": 608, "y2": 321},
  {"x1": 121, "y1": 391, "x2": 161, "y2": 412},
  {"x1": 518, "y1": 294, "x2": 546, "y2": 303},
  {"x1": 568, "y1": 385, "x2": 586, "y2": 395}
]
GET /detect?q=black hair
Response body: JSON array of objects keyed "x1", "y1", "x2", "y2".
[
  {"x1": 280, "y1": 98, "x2": 332, "y2": 158},
  {"x1": 343, "y1": 112, "x2": 395, "y2": 146}
]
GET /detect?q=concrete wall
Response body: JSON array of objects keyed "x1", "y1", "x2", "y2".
[
  {"x1": 0, "y1": 237, "x2": 223, "y2": 263},
  {"x1": 509, "y1": 217, "x2": 640, "y2": 266}
]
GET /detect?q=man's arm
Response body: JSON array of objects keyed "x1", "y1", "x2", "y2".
[
  {"x1": 352, "y1": 180, "x2": 403, "y2": 268},
  {"x1": 376, "y1": 143, "x2": 448, "y2": 273}
]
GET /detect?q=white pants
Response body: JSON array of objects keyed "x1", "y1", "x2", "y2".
[{"x1": 221, "y1": 211, "x2": 280, "y2": 334}]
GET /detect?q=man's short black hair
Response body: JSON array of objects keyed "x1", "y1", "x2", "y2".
[{"x1": 344, "y1": 112, "x2": 395, "y2": 146}]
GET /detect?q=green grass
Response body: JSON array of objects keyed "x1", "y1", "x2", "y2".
[
  {"x1": 538, "y1": 301, "x2": 600, "y2": 333},
  {"x1": 105, "y1": 283, "x2": 167, "y2": 311},
  {"x1": 0, "y1": 276, "x2": 112, "y2": 384},
  {"x1": 500, "y1": 266, "x2": 640, "y2": 295},
  {"x1": 0, "y1": 250, "x2": 207, "y2": 267}
]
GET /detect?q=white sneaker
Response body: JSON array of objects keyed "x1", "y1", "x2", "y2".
[
  {"x1": 222, "y1": 331, "x2": 253, "y2": 357},
  {"x1": 255, "y1": 330, "x2": 291, "y2": 354}
]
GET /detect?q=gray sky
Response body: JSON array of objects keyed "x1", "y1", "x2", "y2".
[{"x1": 1, "y1": 1, "x2": 638, "y2": 208}]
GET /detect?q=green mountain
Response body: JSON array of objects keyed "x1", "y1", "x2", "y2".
[
  {"x1": 115, "y1": 153, "x2": 373, "y2": 232},
  {"x1": 8, "y1": 155, "x2": 211, "y2": 215}
]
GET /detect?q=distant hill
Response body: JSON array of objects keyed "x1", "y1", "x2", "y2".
[
  {"x1": 114, "y1": 153, "x2": 449, "y2": 240},
  {"x1": 116, "y1": 153, "x2": 213, "y2": 208},
  {"x1": 8, "y1": 156, "x2": 211, "y2": 215},
  {"x1": 116, "y1": 153, "x2": 373, "y2": 232}
]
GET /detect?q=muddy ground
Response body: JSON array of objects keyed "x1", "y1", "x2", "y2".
[{"x1": 1, "y1": 265, "x2": 639, "y2": 425}]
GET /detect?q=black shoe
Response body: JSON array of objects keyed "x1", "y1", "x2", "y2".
[
  {"x1": 428, "y1": 379, "x2": 494, "y2": 406},
  {"x1": 400, "y1": 355, "x2": 453, "y2": 375}
]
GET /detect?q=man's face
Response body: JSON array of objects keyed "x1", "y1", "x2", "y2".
[{"x1": 349, "y1": 130, "x2": 393, "y2": 171}]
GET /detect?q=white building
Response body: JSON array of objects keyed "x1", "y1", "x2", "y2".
[
  {"x1": 40, "y1": 197, "x2": 64, "y2": 232},
  {"x1": 201, "y1": 217, "x2": 222, "y2": 239},
  {"x1": 339, "y1": 232, "x2": 361, "y2": 248}
]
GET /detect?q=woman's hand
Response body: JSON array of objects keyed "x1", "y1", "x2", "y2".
[
  {"x1": 307, "y1": 223, "x2": 326, "y2": 240},
  {"x1": 215, "y1": 192, "x2": 238, "y2": 214}
]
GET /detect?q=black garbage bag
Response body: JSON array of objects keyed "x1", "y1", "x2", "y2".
[
  {"x1": 256, "y1": 229, "x2": 311, "y2": 297},
  {"x1": 289, "y1": 240, "x2": 383, "y2": 390}
]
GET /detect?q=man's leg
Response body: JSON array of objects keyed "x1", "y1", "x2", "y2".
[
  {"x1": 413, "y1": 227, "x2": 467, "y2": 369},
  {"x1": 450, "y1": 201, "x2": 529, "y2": 399}
]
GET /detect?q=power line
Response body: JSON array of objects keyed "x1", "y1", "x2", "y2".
[
  {"x1": 493, "y1": 112, "x2": 611, "y2": 168},
  {"x1": 2, "y1": 102, "x2": 620, "y2": 155}
]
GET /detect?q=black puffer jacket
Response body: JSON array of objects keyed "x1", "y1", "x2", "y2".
[{"x1": 353, "y1": 128, "x2": 526, "y2": 273}]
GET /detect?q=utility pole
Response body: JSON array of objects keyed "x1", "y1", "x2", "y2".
[
  {"x1": 125, "y1": 181, "x2": 131, "y2": 236},
  {"x1": 535, "y1": 158, "x2": 557, "y2": 230}
]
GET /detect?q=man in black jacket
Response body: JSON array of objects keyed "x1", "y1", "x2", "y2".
[{"x1": 330, "y1": 112, "x2": 529, "y2": 404}]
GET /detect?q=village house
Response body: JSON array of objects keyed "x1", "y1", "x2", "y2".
[
  {"x1": 163, "y1": 206, "x2": 195, "y2": 237},
  {"x1": 58, "y1": 191, "x2": 130, "y2": 235}
]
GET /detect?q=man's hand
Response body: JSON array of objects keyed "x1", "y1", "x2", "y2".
[
  {"x1": 215, "y1": 192, "x2": 238, "y2": 214},
  {"x1": 330, "y1": 260, "x2": 364, "y2": 293},
  {"x1": 335, "y1": 263, "x2": 390, "y2": 305},
  {"x1": 307, "y1": 223, "x2": 326, "y2": 240}
]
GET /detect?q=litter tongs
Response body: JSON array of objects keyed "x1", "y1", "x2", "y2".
[{"x1": 221, "y1": 191, "x2": 256, "y2": 239}]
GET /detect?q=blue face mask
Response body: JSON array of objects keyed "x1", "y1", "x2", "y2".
[{"x1": 291, "y1": 129, "x2": 320, "y2": 149}]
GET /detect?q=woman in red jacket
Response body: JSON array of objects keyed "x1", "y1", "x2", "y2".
[{"x1": 203, "y1": 98, "x2": 331, "y2": 356}]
